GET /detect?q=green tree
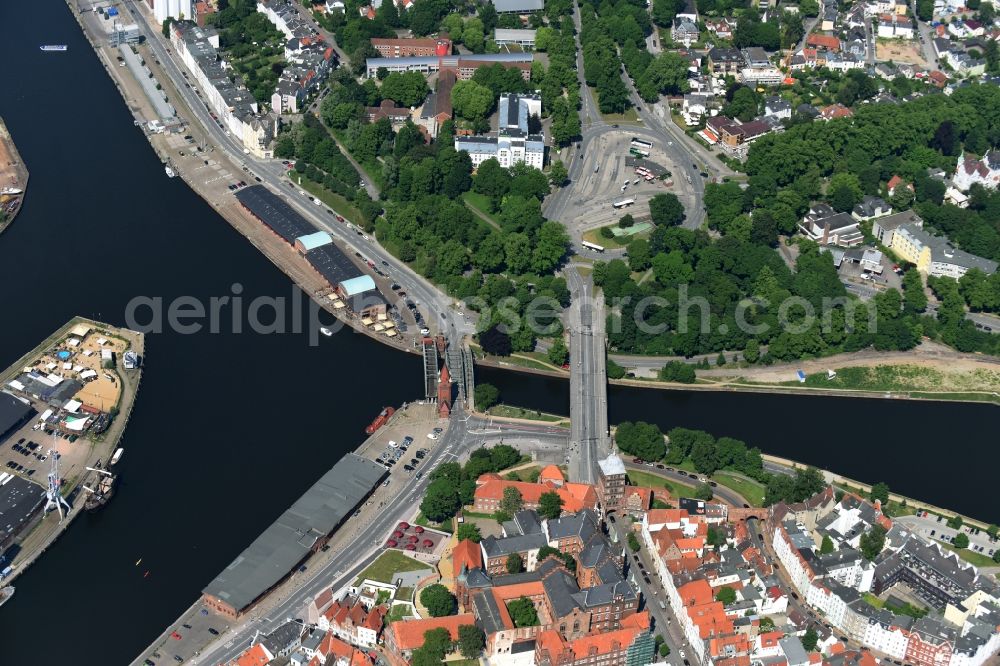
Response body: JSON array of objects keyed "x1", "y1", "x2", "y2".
[
  {"x1": 380, "y1": 71, "x2": 430, "y2": 107},
  {"x1": 715, "y1": 586, "x2": 737, "y2": 605},
  {"x1": 802, "y1": 626, "x2": 819, "y2": 652},
  {"x1": 451, "y1": 80, "x2": 495, "y2": 120},
  {"x1": 627, "y1": 532, "x2": 641, "y2": 552},
  {"x1": 948, "y1": 515, "x2": 964, "y2": 529},
  {"x1": 953, "y1": 532, "x2": 970, "y2": 549},
  {"x1": 659, "y1": 361, "x2": 696, "y2": 383},
  {"x1": 723, "y1": 86, "x2": 760, "y2": 122},
  {"x1": 870, "y1": 482, "x2": 890, "y2": 505},
  {"x1": 538, "y1": 491, "x2": 565, "y2": 519},
  {"x1": 859, "y1": 525, "x2": 887, "y2": 560},
  {"x1": 419, "y1": 627, "x2": 454, "y2": 662},
  {"x1": 421, "y1": 477, "x2": 461, "y2": 522},
  {"x1": 820, "y1": 534, "x2": 834, "y2": 554},
  {"x1": 549, "y1": 160, "x2": 568, "y2": 187},
  {"x1": 507, "y1": 596, "x2": 538, "y2": 626},
  {"x1": 479, "y1": 325, "x2": 512, "y2": 356},
  {"x1": 902, "y1": 270, "x2": 928, "y2": 313},
  {"x1": 694, "y1": 482, "x2": 714, "y2": 500},
  {"x1": 622, "y1": 236, "x2": 651, "y2": 270},
  {"x1": 420, "y1": 584, "x2": 458, "y2": 617},
  {"x1": 828, "y1": 172, "x2": 863, "y2": 212},
  {"x1": 547, "y1": 337, "x2": 569, "y2": 366},
  {"x1": 457, "y1": 522, "x2": 482, "y2": 543},
  {"x1": 614, "y1": 421, "x2": 666, "y2": 460},
  {"x1": 744, "y1": 339, "x2": 760, "y2": 364},
  {"x1": 506, "y1": 552, "x2": 525, "y2": 574},
  {"x1": 500, "y1": 486, "x2": 524, "y2": 516},
  {"x1": 475, "y1": 382, "x2": 500, "y2": 411},
  {"x1": 457, "y1": 624, "x2": 486, "y2": 659},
  {"x1": 649, "y1": 193, "x2": 686, "y2": 226}
]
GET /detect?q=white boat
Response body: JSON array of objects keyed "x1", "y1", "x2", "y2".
[
  {"x1": 40, "y1": 45, "x2": 68, "y2": 52},
  {"x1": 165, "y1": 165, "x2": 176, "y2": 178},
  {"x1": 110, "y1": 448, "x2": 124, "y2": 465},
  {"x1": 320, "y1": 327, "x2": 333, "y2": 337},
  {"x1": 0, "y1": 586, "x2": 14, "y2": 609}
]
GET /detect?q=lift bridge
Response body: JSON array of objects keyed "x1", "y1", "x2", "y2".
[{"x1": 421, "y1": 337, "x2": 474, "y2": 407}]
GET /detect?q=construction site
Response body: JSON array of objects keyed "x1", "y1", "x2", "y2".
[
  {"x1": 0, "y1": 116, "x2": 29, "y2": 233},
  {"x1": 0, "y1": 318, "x2": 144, "y2": 584}
]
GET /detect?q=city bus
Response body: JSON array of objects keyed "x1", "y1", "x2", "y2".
[
  {"x1": 581, "y1": 241, "x2": 606, "y2": 252},
  {"x1": 630, "y1": 138, "x2": 652, "y2": 157},
  {"x1": 612, "y1": 198, "x2": 636, "y2": 209}
]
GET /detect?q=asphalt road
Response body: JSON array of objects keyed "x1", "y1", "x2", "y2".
[
  {"x1": 621, "y1": 460, "x2": 750, "y2": 508},
  {"x1": 135, "y1": 412, "x2": 571, "y2": 666},
  {"x1": 123, "y1": 0, "x2": 471, "y2": 351},
  {"x1": 566, "y1": 267, "x2": 609, "y2": 484}
]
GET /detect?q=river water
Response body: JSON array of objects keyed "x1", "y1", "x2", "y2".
[
  {"x1": 0, "y1": 1, "x2": 997, "y2": 664},
  {"x1": 477, "y1": 365, "x2": 999, "y2": 524}
]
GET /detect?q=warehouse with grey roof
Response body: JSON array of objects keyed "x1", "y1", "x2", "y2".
[{"x1": 201, "y1": 453, "x2": 386, "y2": 617}]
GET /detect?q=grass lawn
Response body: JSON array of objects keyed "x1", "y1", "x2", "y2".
[
  {"x1": 461, "y1": 510, "x2": 497, "y2": 519},
  {"x1": 486, "y1": 404, "x2": 569, "y2": 424},
  {"x1": 328, "y1": 128, "x2": 386, "y2": 190},
  {"x1": 712, "y1": 471, "x2": 766, "y2": 507},
  {"x1": 769, "y1": 365, "x2": 1000, "y2": 403},
  {"x1": 415, "y1": 512, "x2": 453, "y2": 533},
  {"x1": 625, "y1": 469, "x2": 696, "y2": 499},
  {"x1": 940, "y1": 541, "x2": 998, "y2": 568},
  {"x1": 298, "y1": 178, "x2": 365, "y2": 225},
  {"x1": 583, "y1": 227, "x2": 631, "y2": 250},
  {"x1": 462, "y1": 192, "x2": 501, "y2": 229},
  {"x1": 862, "y1": 592, "x2": 884, "y2": 609},
  {"x1": 354, "y1": 550, "x2": 430, "y2": 586},
  {"x1": 387, "y1": 604, "x2": 413, "y2": 623},
  {"x1": 396, "y1": 586, "x2": 414, "y2": 602},
  {"x1": 591, "y1": 90, "x2": 641, "y2": 124}
]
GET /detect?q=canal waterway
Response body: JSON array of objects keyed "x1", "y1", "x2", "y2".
[
  {"x1": 477, "y1": 365, "x2": 1000, "y2": 524},
  {"x1": 1, "y1": 0, "x2": 998, "y2": 664},
  {"x1": 0, "y1": 1, "x2": 421, "y2": 663}
]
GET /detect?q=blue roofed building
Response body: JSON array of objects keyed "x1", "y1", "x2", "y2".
[{"x1": 294, "y1": 231, "x2": 333, "y2": 253}]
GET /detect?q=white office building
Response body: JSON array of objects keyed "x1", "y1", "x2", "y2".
[
  {"x1": 154, "y1": 0, "x2": 193, "y2": 23},
  {"x1": 455, "y1": 93, "x2": 544, "y2": 169}
]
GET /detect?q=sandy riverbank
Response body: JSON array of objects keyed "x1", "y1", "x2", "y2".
[{"x1": 0, "y1": 116, "x2": 29, "y2": 233}]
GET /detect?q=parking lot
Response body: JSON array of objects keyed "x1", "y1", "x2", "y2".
[{"x1": 555, "y1": 130, "x2": 700, "y2": 239}]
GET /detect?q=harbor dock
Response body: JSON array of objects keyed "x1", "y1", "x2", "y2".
[
  {"x1": 0, "y1": 117, "x2": 29, "y2": 233},
  {"x1": 0, "y1": 318, "x2": 144, "y2": 585}
]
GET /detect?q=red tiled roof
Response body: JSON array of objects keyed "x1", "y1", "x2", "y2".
[
  {"x1": 390, "y1": 614, "x2": 476, "y2": 651},
  {"x1": 474, "y1": 476, "x2": 597, "y2": 512},
  {"x1": 806, "y1": 33, "x2": 841, "y2": 50},
  {"x1": 538, "y1": 465, "x2": 564, "y2": 484},
  {"x1": 537, "y1": 612, "x2": 651, "y2": 660},
  {"x1": 232, "y1": 644, "x2": 273, "y2": 666}
]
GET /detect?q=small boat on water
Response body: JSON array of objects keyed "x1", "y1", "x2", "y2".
[
  {"x1": 0, "y1": 586, "x2": 14, "y2": 609},
  {"x1": 365, "y1": 407, "x2": 395, "y2": 435},
  {"x1": 320, "y1": 327, "x2": 333, "y2": 337},
  {"x1": 40, "y1": 45, "x2": 68, "y2": 52},
  {"x1": 110, "y1": 448, "x2": 124, "y2": 465},
  {"x1": 165, "y1": 165, "x2": 176, "y2": 178}
]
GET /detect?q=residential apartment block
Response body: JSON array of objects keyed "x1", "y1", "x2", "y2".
[
  {"x1": 889, "y1": 222, "x2": 998, "y2": 278},
  {"x1": 169, "y1": 21, "x2": 276, "y2": 158},
  {"x1": 767, "y1": 490, "x2": 1000, "y2": 666}
]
